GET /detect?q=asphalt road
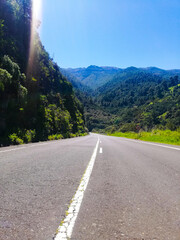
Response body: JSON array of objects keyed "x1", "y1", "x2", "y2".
[{"x1": 0, "y1": 134, "x2": 180, "y2": 240}]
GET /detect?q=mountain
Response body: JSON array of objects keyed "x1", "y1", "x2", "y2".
[
  {"x1": 66, "y1": 66, "x2": 180, "y2": 132},
  {"x1": 141, "y1": 67, "x2": 180, "y2": 77},
  {"x1": 63, "y1": 65, "x2": 121, "y2": 90},
  {"x1": 64, "y1": 65, "x2": 180, "y2": 91},
  {"x1": 0, "y1": 0, "x2": 86, "y2": 145},
  {"x1": 61, "y1": 68, "x2": 114, "y2": 131},
  {"x1": 60, "y1": 68, "x2": 93, "y2": 95},
  {"x1": 95, "y1": 70, "x2": 180, "y2": 130}
]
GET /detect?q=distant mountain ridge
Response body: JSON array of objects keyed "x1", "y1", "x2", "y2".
[
  {"x1": 62, "y1": 65, "x2": 121, "y2": 90},
  {"x1": 63, "y1": 65, "x2": 180, "y2": 132},
  {"x1": 63, "y1": 65, "x2": 180, "y2": 90}
]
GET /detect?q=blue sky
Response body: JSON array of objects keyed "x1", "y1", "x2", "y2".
[{"x1": 40, "y1": 0, "x2": 180, "y2": 69}]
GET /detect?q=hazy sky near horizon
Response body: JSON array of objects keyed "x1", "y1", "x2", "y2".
[{"x1": 40, "y1": 0, "x2": 180, "y2": 69}]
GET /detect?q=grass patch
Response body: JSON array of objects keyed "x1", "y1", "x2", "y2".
[
  {"x1": 48, "y1": 134, "x2": 63, "y2": 141},
  {"x1": 108, "y1": 129, "x2": 180, "y2": 145}
]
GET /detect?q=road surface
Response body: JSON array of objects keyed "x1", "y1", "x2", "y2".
[{"x1": 0, "y1": 133, "x2": 180, "y2": 240}]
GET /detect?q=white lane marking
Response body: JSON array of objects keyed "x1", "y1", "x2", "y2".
[
  {"x1": 54, "y1": 138, "x2": 100, "y2": 240},
  {"x1": 0, "y1": 142, "x2": 50, "y2": 153},
  {"x1": 118, "y1": 138, "x2": 180, "y2": 151},
  {"x1": 29, "y1": 143, "x2": 49, "y2": 147},
  {"x1": 0, "y1": 147, "x2": 26, "y2": 153},
  {"x1": 99, "y1": 147, "x2": 103, "y2": 154}
]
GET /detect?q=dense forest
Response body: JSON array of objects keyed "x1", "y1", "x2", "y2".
[
  {"x1": 0, "y1": 0, "x2": 86, "y2": 145},
  {"x1": 61, "y1": 68, "x2": 116, "y2": 131},
  {"x1": 64, "y1": 66, "x2": 180, "y2": 132}
]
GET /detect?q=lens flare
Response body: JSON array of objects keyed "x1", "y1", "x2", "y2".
[
  {"x1": 33, "y1": 0, "x2": 42, "y2": 22},
  {"x1": 27, "y1": 0, "x2": 42, "y2": 76}
]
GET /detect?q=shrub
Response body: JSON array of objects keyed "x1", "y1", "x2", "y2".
[
  {"x1": 24, "y1": 130, "x2": 36, "y2": 143},
  {"x1": 70, "y1": 133, "x2": 76, "y2": 138},
  {"x1": 9, "y1": 133, "x2": 24, "y2": 145},
  {"x1": 48, "y1": 134, "x2": 63, "y2": 141},
  {"x1": 119, "y1": 123, "x2": 137, "y2": 133}
]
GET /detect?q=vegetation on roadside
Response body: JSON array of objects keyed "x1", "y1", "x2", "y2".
[
  {"x1": 48, "y1": 132, "x2": 88, "y2": 141},
  {"x1": 0, "y1": 0, "x2": 87, "y2": 146},
  {"x1": 107, "y1": 129, "x2": 180, "y2": 145}
]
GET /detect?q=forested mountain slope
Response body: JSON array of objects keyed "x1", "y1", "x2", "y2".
[
  {"x1": 64, "y1": 65, "x2": 180, "y2": 91},
  {"x1": 0, "y1": 0, "x2": 86, "y2": 145},
  {"x1": 61, "y1": 68, "x2": 114, "y2": 131},
  {"x1": 66, "y1": 66, "x2": 180, "y2": 132},
  {"x1": 95, "y1": 70, "x2": 180, "y2": 131},
  {"x1": 63, "y1": 65, "x2": 121, "y2": 90}
]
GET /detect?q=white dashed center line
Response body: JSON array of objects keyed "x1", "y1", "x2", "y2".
[
  {"x1": 54, "y1": 138, "x2": 100, "y2": 240},
  {"x1": 99, "y1": 147, "x2": 103, "y2": 154}
]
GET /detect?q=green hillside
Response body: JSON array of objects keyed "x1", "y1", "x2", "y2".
[
  {"x1": 67, "y1": 66, "x2": 180, "y2": 132},
  {"x1": 64, "y1": 65, "x2": 180, "y2": 91},
  {"x1": 61, "y1": 68, "x2": 114, "y2": 131},
  {"x1": 95, "y1": 70, "x2": 180, "y2": 132},
  {"x1": 0, "y1": 0, "x2": 86, "y2": 145},
  {"x1": 63, "y1": 65, "x2": 121, "y2": 90}
]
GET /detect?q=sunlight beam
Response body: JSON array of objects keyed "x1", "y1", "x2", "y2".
[{"x1": 27, "y1": 0, "x2": 42, "y2": 76}]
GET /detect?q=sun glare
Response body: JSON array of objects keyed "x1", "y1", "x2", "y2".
[
  {"x1": 27, "y1": 0, "x2": 42, "y2": 76},
  {"x1": 32, "y1": 0, "x2": 42, "y2": 24}
]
